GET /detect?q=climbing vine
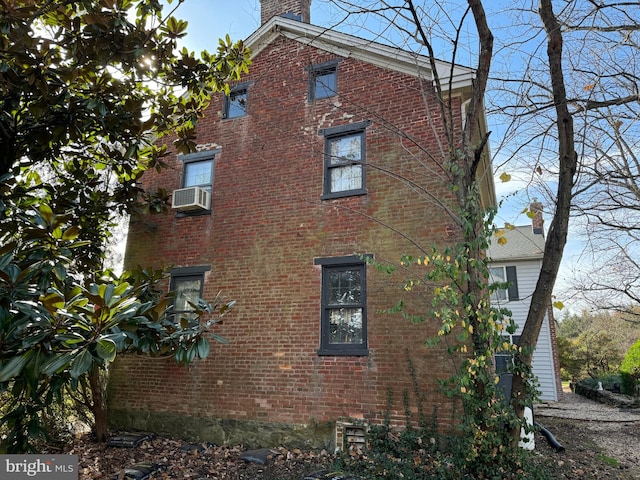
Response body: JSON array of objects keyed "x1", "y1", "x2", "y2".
[{"x1": 371, "y1": 192, "x2": 539, "y2": 476}]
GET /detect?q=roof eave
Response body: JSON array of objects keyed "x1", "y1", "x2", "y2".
[{"x1": 246, "y1": 17, "x2": 476, "y2": 92}]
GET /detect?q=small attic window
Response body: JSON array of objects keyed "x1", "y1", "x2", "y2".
[
  {"x1": 223, "y1": 83, "x2": 250, "y2": 119},
  {"x1": 308, "y1": 60, "x2": 340, "y2": 101}
]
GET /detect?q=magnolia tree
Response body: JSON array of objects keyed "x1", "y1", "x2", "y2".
[{"x1": 0, "y1": 0, "x2": 248, "y2": 451}]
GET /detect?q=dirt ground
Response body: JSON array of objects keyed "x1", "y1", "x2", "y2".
[
  {"x1": 532, "y1": 415, "x2": 640, "y2": 479},
  {"x1": 531, "y1": 390, "x2": 640, "y2": 480},
  {"x1": 63, "y1": 391, "x2": 640, "y2": 479}
]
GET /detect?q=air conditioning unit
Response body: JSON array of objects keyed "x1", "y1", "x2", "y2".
[{"x1": 171, "y1": 186, "x2": 211, "y2": 211}]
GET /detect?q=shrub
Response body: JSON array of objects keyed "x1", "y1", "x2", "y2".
[
  {"x1": 334, "y1": 382, "x2": 553, "y2": 480},
  {"x1": 578, "y1": 374, "x2": 621, "y2": 392},
  {"x1": 620, "y1": 338, "x2": 640, "y2": 396}
]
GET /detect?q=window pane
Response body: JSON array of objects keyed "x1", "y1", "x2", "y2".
[
  {"x1": 173, "y1": 277, "x2": 201, "y2": 313},
  {"x1": 328, "y1": 269, "x2": 361, "y2": 305},
  {"x1": 489, "y1": 266, "x2": 507, "y2": 301},
  {"x1": 184, "y1": 160, "x2": 212, "y2": 188},
  {"x1": 330, "y1": 135, "x2": 361, "y2": 164},
  {"x1": 495, "y1": 354, "x2": 510, "y2": 374},
  {"x1": 315, "y1": 70, "x2": 336, "y2": 98},
  {"x1": 329, "y1": 308, "x2": 363, "y2": 344},
  {"x1": 228, "y1": 90, "x2": 247, "y2": 118},
  {"x1": 494, "y1": 288, "x2": 507, "y2": 301},
  {"x1": 489, "y1": 267, "x2": 506, "y2": 283},
  {"x1": 330, "y1": 165, "x2": 362, "y2": 192}
]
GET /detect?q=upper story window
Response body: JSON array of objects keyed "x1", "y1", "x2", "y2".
[
  {"x1": 173, "y1": 150, "x2": 216, "y2": 215},
  {"x1": 184, "y1": 158, "x2": 213, "y2": 192},
  {"x1": 181, "y1": 150, "x2": 215, "y2": 192},
  {"x1": 308, "y1": 60, "x2": 339, "y2": 101},
  {"x1": 170, "y1": 265, "x2": 210, "y2": 327},
  {"x1": 489, "y1": 266, "x2": 519, "y2": 303},
  {"x1": 315, "y1": 255, "x2": 371, "y2": 356},
  {"x1": 223, "y1": 83, "x2": 250, "y2": 119},
  {"x1": 319, "y1": 121, "x2": 371, "y2": 199}
]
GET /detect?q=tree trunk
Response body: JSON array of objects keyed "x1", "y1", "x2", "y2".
[
  {"x1": 89, "y1": 365, "x2": 108, "y2": 443},
  {"x1": 509, "y1": 0, "x2": 578, "y2": 444}
]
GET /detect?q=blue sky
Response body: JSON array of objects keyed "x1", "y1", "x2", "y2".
[
  {"x1": 167, "y1": 0, "x2": 339, "y2": 49},
  {"x1": 166, "y1": 0, "x2": 261, "y2": 46}
]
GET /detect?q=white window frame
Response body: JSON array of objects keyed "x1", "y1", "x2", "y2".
[{"x1": 489, "y1": 265, "x2": 519, "y2": 302}]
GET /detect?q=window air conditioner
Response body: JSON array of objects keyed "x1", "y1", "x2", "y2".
[{"x1": 171, "y1": 186, "x2": 211, "y2": 211}]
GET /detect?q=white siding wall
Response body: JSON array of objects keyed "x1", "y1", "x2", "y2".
[{"x1": 491, "y1": 259, "x2": 559, "y2": 401}]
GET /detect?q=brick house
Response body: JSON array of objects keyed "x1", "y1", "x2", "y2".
[{"x1": 107, "y1": 0, "x2": 495, "y2": 449}]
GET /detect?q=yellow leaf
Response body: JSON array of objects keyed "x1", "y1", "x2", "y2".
[
  {"x1": 553, "y1": 301, "x2": 564, "y2": 310},
  {"x1": 499, "y1": 172, "x2": 511, "y2": 182},
  {"x1": 584, "y1": 83, "x2": 595, "y2": 91},
  {"x1": 497, "y1": 236, "x2": 507, "y2": 245}
]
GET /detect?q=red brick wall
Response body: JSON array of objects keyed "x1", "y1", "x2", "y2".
[{"x1": 109, "y1": 35, "x2": 465, "y2": 440}]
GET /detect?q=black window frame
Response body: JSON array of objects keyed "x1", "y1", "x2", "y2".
[
  {"x1": 495, "y1": 334, "x2": 521, "y2": 374},
  {"x1": 308, "y1": 60, "x2": 339, "y2": 101},
  {"x1": 315, "y1": 255, "x2": 371, "y2": 356},
  {"x1": 489, "y1": 265, "x2": 519, "y2": 302},
  {"x1": 169, "y1": 265, "x2": 210, "y2": 327},
  {"x1": 223, "y1": 82, "x2": 251, "y2": 119},
  {"x1": 177, "y1": 150, "x2": 217, "y2": 217},
  {"x1": 319, "y1": 121, "x2": 371, "y2": 200}
]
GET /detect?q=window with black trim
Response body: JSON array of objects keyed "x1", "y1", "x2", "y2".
[
  {"x1": 315, "y1": 255, "x2": 370, "y2": 356},
  {"x1": 495, "y1": 334, "x2": 521, "y2": 374},
  {"x1": 320, "y1": 122, "x2": 370, "y2": 199},
  {"x1": 180, "y1": 151, "x2": 215, "y2": 193},
  {"x1": 169, "y1": 266, "x2": 210, "y2": 327},
  {"x1": 223, "y1": 84, "x2": 249, "y2": 119},
  {"x1": 308, "y1": 61, "x2": 338, "y2": 100},
  {"x1": 489, "y1": 265, "x2": 519, "y2": 302}
]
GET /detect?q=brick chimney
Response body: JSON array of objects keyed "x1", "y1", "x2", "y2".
[
  {"x1": 260, "y1": 0, "x2": 311, "y2": 24},
  {"x1": 530, "y1": 200, "x2": 544, "y2": 235}
]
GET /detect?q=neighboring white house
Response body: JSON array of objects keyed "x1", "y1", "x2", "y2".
[{"x1": 487, "y1": 203, "x2": 562, "y2": 402}]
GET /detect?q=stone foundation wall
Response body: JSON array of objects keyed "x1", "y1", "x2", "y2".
[
  {"x1": 108, "y1": 408, "x2": 336, "y2": 450},
  {"x1": 574, "y1": 384, "x2": 640, "y2": 408}
]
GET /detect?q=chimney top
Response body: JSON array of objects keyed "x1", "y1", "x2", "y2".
[
  {"x1": 260, "y1": 0, "x2": 311, "y2": 25},
  {"x1": 530, "y1": 200, "x2": 544, "y2": 235}
]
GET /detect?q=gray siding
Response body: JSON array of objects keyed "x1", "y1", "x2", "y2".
[{"x1": 490, "y1": 258, "x2": 559, "y2": 401}]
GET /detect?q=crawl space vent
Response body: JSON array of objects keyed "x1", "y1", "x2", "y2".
[{"x1": 336, "y1": 422, "x2": 367, "y2": 451}]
